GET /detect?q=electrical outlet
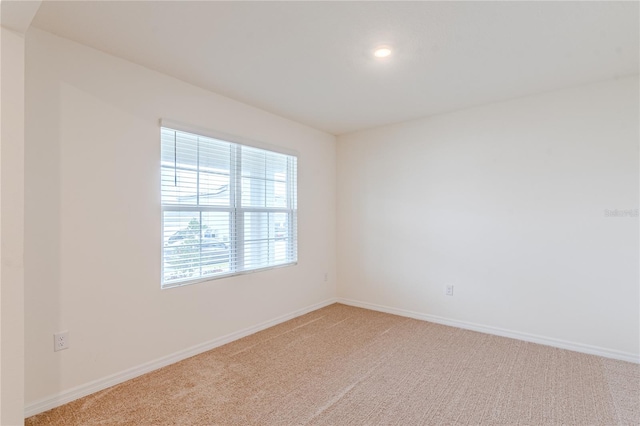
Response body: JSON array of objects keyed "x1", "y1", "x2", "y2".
[
  {"x1": 54, "y1": 331, "x2": 69, "y2": 352},
  {"x1": 445, "y1": 285, "x2": 454, "y2": 296}
]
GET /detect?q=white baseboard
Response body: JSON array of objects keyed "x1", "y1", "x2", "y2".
[
  {"x1": 25, "y1": 296, "x2": 638, "y2": 418},
  {"x1": 24, "y1": 298, "x2": 339, "y2": 418},
  {"x1": 338, "y1": 298, "x2": 640, "y2": 364}
]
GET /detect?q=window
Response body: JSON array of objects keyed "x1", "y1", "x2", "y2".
[{"x1": 161, "y1": 127, "x2": 297, "y2": 288}]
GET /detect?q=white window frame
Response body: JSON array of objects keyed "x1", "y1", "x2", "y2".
[{"x1": 160, "y1": 122, "x2": 298, "y2": 289}]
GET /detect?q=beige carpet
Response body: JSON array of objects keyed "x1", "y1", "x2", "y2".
[{"x1": 26, "y1": 303, "x2": 639, "y2": 425}]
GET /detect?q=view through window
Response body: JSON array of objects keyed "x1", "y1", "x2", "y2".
[{"x1": 161, "y1": 127, "x2": 298, "y2": 287}]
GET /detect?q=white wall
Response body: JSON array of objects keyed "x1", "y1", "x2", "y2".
[
  {"x1": 24, "y1": 28, "x2": 336, "y2": 407},
  {"x1": 337, "y1": 76, "x2": 639, "y2": 359},
  {"x1": 22, "y1": 20, "x2": 638, "y2": 416},
  {"x1": 1, "y1": 26, "x2": 26, "y2": 425}
]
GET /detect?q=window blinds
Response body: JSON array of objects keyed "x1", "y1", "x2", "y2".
[{"x1": 161, "y1": 127, "x2": 297, "y2": 287}]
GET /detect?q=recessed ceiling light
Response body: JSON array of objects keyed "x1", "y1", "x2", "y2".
[{"x1": 373, "y1": 46, "x2": 392, "y2": 58}]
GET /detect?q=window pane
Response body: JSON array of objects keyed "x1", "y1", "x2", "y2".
[
  {"x1": 163, "y1": 211, "x2": 201, "y2": 283},
  {"x1": 199, "y1": 136, "x2": 231, "y2": 206},
  {"x1": 161, "y1": 129, "x2": 232, "y2": 207},
  {"x1": 265, "y1": 151, "x2": 287, "y2": 179},
  {"x1": 163, "y1": 211, "x2": 233, "y2": 284},
  {"x1": 241, "y1": 176, "x2": 266, "y2": 207},
  {"x1": 240, "y1": 147, "x2": 291, "y2": 208},
  {"x1": 241, "y1": 146, "x2": 266, "y2": 179},
  {"x1": 270, "y1": 179, "x2": 287, "y2": 208},
  {"x1": 161, "y1": 128, "x2": 177, "y2": 164},
  {"x1": 166, "y1": 168, "x2": 198, "y2": 205},
  {"x1": 161, "y1": 128, "x2": 198, "y2": 206},
  {"x1": 201, "y1": 211, "x2": 232, "y2": 276},
  {"x1": 244, "y1": 212, "x2": 292, "y2": 270},
  {"x1": 199, "y1": 170, "x2": 230, "y2": 206}
]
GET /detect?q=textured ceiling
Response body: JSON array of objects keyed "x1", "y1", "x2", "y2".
[{"x1": 32, "y1": 1, "x2": 639, "y2": 135}]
